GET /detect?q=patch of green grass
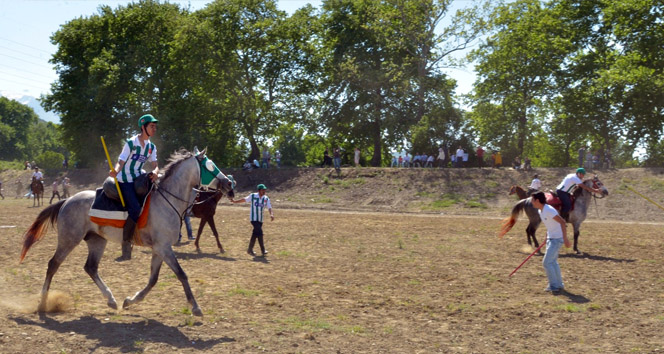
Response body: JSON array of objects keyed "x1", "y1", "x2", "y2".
[
  {"x1": 0, "y1": 160, "x2": 23, "y2": 170},
  {"x1": 313, "y1": 197, "x2": 333, "y2": 203},
  {"x1": 322, "y1": 176, "x2": 329, "y2": 184},
  {"x1": 415, "y1": 191, "x2": 436, "y2": 198},
  {"x1": 648, "y1": 178, "x2": 664, "y2": 192},
  {"x1": 407, "y1": 279, "x2": 421, "y2": 286},
  {"x1": 228, "y1": 286, "x2": 260, "y2": 297},
  {"x1": 343, "y1": 325, "x2": 366, "y2": 334},
  {"x1": 556, "y1": 304, "x2": 582, "y2": 313},
  {"x1": 464, "y1": 200, "x2": 487, "y2": 209},
  {"x1": 446, "y1": 303, "x2": 469, "y2": 312},
  {"x1": 587, "y1": 303, "x2": 602, "y2": 311},
  {"x1": 485, "y1": 180, "x2": 499, "y2": 188}
]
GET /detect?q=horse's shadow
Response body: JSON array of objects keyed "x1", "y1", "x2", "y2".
[
  {"x1": 11, "y1": 314, "x2": 234, "y2": 351},
  {"x1": 173, "y1": 250, "x2": 237, "y2": 262},
  {"x1": 560, "y1": 252, "x2": 635, "y2": 263}
]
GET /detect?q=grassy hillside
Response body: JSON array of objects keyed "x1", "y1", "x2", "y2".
[{"x1": 2, "y1": 165, "x2": 663, "y2": 223}]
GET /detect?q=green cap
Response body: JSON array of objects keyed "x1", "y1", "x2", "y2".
[
  {"x1": 257, "y1": 184, "x2": 267, "y2": 190},
  {"x1": 138, "y1": 114, "x2": 158, "y2": 127},
  {"x1": 576, "y1": 167, "x2": 586, "y2": 174}
]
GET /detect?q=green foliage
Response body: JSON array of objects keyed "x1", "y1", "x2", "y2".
[
  {"x1": 35, "y1": 151, "x2": 65, "y2": 171},
  {"x1": 0, "y1": 96, "x2": 39, "y2": 160}
]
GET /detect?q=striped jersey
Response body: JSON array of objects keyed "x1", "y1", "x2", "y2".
[
  {"x1": 117, "y1": 135, "x2": 157, "y2": 183},
  {"x1": 243, "y1": 193, "x2": 272, "y2": 222}
]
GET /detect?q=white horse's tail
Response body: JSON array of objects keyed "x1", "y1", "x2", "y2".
[
  {"x1": 20, "y1": 199, "x2": 66, "y2": 263},
  {"x1": 499, "y1": 198, "x2": 528, "y2": 238}
]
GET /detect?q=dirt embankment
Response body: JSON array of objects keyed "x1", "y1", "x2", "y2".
[{"x1": 3, "y1": 166, "x2": 664, "y2": 222}]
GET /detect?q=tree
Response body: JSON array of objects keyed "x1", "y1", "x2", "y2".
[{"x1": 0, "y1": 97, "x2": 38, "y2": 160}]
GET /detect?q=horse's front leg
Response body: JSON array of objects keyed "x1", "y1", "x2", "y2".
[
  {"x1": 160, "y1": 247, "x2": 202, "y2": 317},
  {"x1": 123, "y1": 253, "x2": 162, "y2": 310},
  {"x1": 573, "y1": 226, "x2": 581, "y2": 254},
  {"x1": 194, "y1": 218, "x2": 208, "y2": 251}
]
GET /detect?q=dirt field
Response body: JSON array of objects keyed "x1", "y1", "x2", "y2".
[{"x1": 0, "y1": 167, "x2": 663, "y2": 353}]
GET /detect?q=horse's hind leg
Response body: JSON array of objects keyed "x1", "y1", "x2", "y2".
[
  {"x1": 527, "y1": 222, "x2": 542, "y2": 254},
  {"x1": 123, "y1": 253, "x2": 162, "y2": 310},
  {"x1": 207, "y1": 217, "x2": 224, "y2": 253},
  {"x1": 83, "y1": 232, "x2": 118, "y2": 309},
  {"x1": 573, "y1": 225, "x2": 581, "y2": 254},
  {"x1": 39, "y1": 243, "x2": 76, "y2": 312}
]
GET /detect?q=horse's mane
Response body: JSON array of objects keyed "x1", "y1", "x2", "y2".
[
  {"x1": 573, "y1": 179, "x2": 592, "y2": 197},
  {"x1": 160, "y1": 149, "x2": 194, "y2": 182}
]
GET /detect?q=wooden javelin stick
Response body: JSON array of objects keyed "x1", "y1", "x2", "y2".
[
  {"x1": 101, "y1": 136, "x2": 125, "y2": 207},
  {"x1": 625, "y1": 184, "x2": 664, "y2": 212},
  {"x1": 509, "y1": 241, "x2": 546, "y2": 277}
]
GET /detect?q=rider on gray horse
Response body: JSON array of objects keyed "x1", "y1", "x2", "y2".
[
  {"x1": 555, "y1": 167, "x2": 601, "y2": 221},
  {"x1": 109, "y1": 114, "x2": 160, "y2": 261}
]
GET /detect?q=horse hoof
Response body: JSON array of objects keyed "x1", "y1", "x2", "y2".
[
  {"x1": 108, "y1": 300, "x2": 118, "y2": 310},
  {"x1": 122, "y1": 298, "x2": 132, "y2": 309},
  {"x1": 219, "y1": 248, "x2": 225, "y2": 254},
  {"x1": 192, "y1": 307, "x2": 203, "y2": 317}
]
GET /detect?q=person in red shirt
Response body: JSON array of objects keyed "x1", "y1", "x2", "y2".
[{"x1": 476, "y1": 146, "x2": 485, "y2": 168}]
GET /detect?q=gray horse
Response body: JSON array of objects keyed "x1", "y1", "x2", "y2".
[
  {"x1": 499, "y1": 176, "x2": 609, "y2": 254},
  {"x1": 19, "y1": 148, "x2": 235, "y2": 316}
]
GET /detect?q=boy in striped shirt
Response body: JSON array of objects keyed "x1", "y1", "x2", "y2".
[
  {"x1": 231, "y1": 184, "x2": 274, "y2": 257},
  {"x1": 110, "y1": 114, "x2": 160, "y2": 260}
]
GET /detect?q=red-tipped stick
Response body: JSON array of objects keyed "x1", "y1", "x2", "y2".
[{"x1": 509, "y1": 241, "x2": 546, "y2": 277}]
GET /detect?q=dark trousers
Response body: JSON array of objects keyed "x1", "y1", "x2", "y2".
[
  {"x1": 249, "y1": 221, "x2": 266, "y2": 253},
  {"x1": 49, "y1": 191, "x2": 61, "y2": 204},
  {"x1": 557, "y1": 190, "x2": 572, "y2": 216},
  {"x1": 119, "y1": 181, "x2": 140, "y2": 222}
]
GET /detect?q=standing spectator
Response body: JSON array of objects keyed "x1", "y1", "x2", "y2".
[
  {"x1": 275, "y1": 150, "x2": 282, "y2": 169},
  {"x1": 354, "y1": 147, "x2": 361, "y2": 167},
  {"x1": 585, "y1": 150, "x2": 592, "y2": 169},
  {"x1": 231, "y1": 184, "x2": 274, "y2": 257},
  {"x1": 437, "y1": 147, "x2": 446, "y2": 168},
  {"x1": 0, "y1": 180, "x2": 4, "y2": 200},
  {"x1": 531, "y1": 192, "x2": 570, "y2": 294},
  {"x1": 391, "y1": 156, "x2": 398, "y2": 167},
  {"x1": 592, "y1": 153, "x2": 600, "y2": 170},
  {"x1": 476, "y1": 146, "x2": 485, "y2": 168},
  {"x1": 412, "y1": 153, "x2": 421, "y2": 167},
  {"x1": 495, "y1": 151, "x2": 503, "y2": 168},
  {"x1": 403, "y1": 154, "x2": 410, "y2": 168},
  {"x1": 15, "y1": 179, "x2": 23, "y2": 199},
  {"x1": 49, "y1": 178, "x2": 61, "y2": 204},
  {"x1": 527, "y1": 174, "x2": 541, "y2": 195},
  {"x1": 321, "y1": 148, "x2": 332, "y2": 167},
  {"x1": 578, "y1": 146, "x2": 586, "y2": 168},
  {"x1": 333, "y1": 147, "x2": 341, "y2": 170},
  {"x1": 398, "y1": 155, "x2": 403, "y2": 167},
  {"x1": 455, "y1": 146, "x2": 465, "y2": 168},
  {"x1": 262, "y1": 147, "x2": 270, "y2": 169},
  {"x1": 604, "y1": 149, "x2": 612, "y2": 169},
  {"x1": 62, "y1": 177, "x2": 71, "y2": 199}
]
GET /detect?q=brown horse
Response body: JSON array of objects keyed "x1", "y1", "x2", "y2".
[
  {"x1": 190, "y1": 189, "x2": 227, "y2": 252},
  {"x1": 31, "y1": 177, "x2": 44, "y2": 207},
  {"x1": 508, "y1": 185, "x2": 529, "y2": 200}
]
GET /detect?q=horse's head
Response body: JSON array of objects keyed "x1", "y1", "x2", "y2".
[
  {"x1": 194, "y1": 147, "x2": 235, "y2": 199},
  {"x1": 585, "y1": 175, "x2": 609, "y2": 198},
  {"x1": 509, "y1": 185, "x2": 517, "y2": 195}
]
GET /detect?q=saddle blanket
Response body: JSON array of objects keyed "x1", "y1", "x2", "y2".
[
  {"x1": 545, "y1": 193, "x2": 573, "y2": 211},
  {"x1": 88, "y1": 188, "x2": 151, "y2": 229}
]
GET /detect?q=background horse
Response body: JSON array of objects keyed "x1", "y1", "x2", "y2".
[
  {"x1": 190, "y1": 189, "x2": 227, "y2": 252},
  {"x1": 499, "y1": 176, "x2": 609, "y2": 254},
  {"x1": 31, "y1": 177, "x2": 44, "y2": 207},
  {"x1": 508, "y1": 185, "x2": 529, "y2": 200},
  {"x1": 19, "y1": 148, "x2": 235, "y2": 316}
]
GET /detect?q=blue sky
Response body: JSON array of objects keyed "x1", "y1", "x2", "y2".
[{"x1": 0, "y1": 0, "x2": 477, "y2": 115}]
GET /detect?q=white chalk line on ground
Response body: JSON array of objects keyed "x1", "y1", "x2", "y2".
[{"x1": 216, "y1": 206, "x2": 664, "y2": 226}]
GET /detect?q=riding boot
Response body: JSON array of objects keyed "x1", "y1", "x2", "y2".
[
  {"x1": 117, "y1": 218, "x2": 136, "y2": 261},
  {"x1": 560, "y1": 211, "x2": 569, "y2": 222},
  {"x1": 257, "y1": 235, "x2": 267, "y2": 256}
]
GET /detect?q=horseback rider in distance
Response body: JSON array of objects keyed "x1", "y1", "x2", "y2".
[
  {"x1": 555, "y1": 167, "x2": 601, "y2": 221},
  {"x1": 109, "y1": 114, "x2": 160, "y2": 261}
]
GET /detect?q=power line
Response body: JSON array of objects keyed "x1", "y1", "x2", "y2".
[
  {"x1": 0, "y1": 77, "x2": 50, "y2": 91},
  {"x1": 0, "y1": 53, "x2": 53, "y2": 70},
  {"x1": 0, "y1": 36, "x2": 53, "y2": 55},
  {"x1": 0, "y1": 69, "x2": 53, "y2": 85},
  {"x1": 0, "y1": 44, "x2": 52, "y2": 62}
]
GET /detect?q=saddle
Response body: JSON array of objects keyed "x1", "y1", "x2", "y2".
[{"x1": 544, "y1": 192, "x2": 575, "y2": 212}]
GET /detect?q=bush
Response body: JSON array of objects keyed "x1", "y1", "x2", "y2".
[{"x1": 35, "y1": 151, "x2": 65, "y2": 171}]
